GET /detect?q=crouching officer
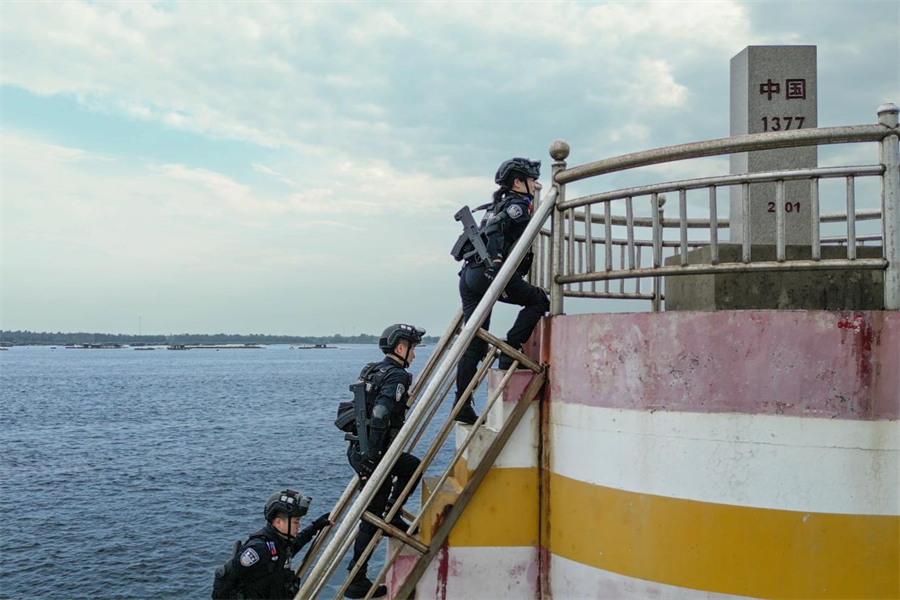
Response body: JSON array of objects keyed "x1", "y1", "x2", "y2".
[
  {"x1": 211, "y1": 490, "x2": 331, "y2": 600},
  {"x1": 454, "y1": 158, "x2": 550, "y2": 425},
  {"x1": 344, "y1": 323, "x2": 425, "y2": 599}
]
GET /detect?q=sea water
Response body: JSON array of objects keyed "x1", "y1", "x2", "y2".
[{"x1": 0, "y1": 344, "x2": 472, "y2": 599}]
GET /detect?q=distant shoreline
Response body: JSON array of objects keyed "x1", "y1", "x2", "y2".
[{"x1": 0, "y1": 330, "x2": 439, "y2": 346}]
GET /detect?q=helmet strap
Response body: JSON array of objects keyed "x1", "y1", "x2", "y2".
[{"x1": 393, "y1": 342, "x2": 410, "y2": 369}]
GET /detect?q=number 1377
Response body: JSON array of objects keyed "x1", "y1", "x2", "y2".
[{"x1": 762, "y1": 116, "x2": 805, "y2": 131}]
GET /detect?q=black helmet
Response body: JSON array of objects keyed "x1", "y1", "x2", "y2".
[
  {"x1": 494, "y1": 158, "x2": 541, "y2": 186},
  {"x1": 378, "y1": 323, "x2": 426, "y2": 354},
  {"x1": 264, "y1": 489, "x2": 311, "y2": 522}
]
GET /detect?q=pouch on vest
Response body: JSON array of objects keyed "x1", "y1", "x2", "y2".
[
  {"x1": 210, "y1": 540, "x2": 242, "y2": 600},
  {"x1": 334, "y1": 401, "x2": 356, "y2": 434}
]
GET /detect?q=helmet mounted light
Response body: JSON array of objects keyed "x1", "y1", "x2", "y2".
[{"x1": 264, "y1": 489, "x2": 311, "y2": 524}]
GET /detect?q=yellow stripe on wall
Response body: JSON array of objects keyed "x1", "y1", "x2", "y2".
[
  {"x1": 548, "y1": 472, "x2": 900, "y2": 600},
  {"x1": 448, "y1": 467, "x2": 539, "y2": 548}
]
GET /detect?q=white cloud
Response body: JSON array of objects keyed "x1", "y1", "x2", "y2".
[
  {"x1": 1, "y1": 1, "x2": 896, "y2": 333},
  {"x1": 0, "y1": 1, "x2": 757, "y2": 164}
]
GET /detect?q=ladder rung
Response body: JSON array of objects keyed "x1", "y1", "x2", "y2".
[
  {"x1": 475, "y1": 329, "x2": 542, "y2": 373},
  {"x1": 360, "y1": 512, "x2": 428, "y2": 554}
]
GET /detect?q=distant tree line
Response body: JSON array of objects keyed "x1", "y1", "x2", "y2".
[{"x1": 0, "y1": 330, "x2": 439, "y2": 346}]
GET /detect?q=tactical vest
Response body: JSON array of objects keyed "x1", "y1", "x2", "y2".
[
  {"x1": 359, "y1": 361, "x2": 408, "y2": 434},
  {"x1": 212, "y1": 529, "x2": 296, "y2": 600}
]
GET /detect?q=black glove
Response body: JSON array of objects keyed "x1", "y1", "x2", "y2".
[
  {"x1": 358, "y1": 458, "x2": 377, "y2": 479},
  {"x1": 313, "y1": 512, "x2": 331, "y2": 531},
  {"x1": 484, "y1": 261, "x2": 502, "y2": 281}
]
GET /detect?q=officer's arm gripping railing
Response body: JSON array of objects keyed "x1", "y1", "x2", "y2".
[{"x1": 293, "y1": 184, "x2": 559, "y2": 600}]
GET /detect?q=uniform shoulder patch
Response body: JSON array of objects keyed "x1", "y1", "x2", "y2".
[
  {"x1": 395, "y1": 383, "x2": 406, "y2": 402},
  {"x1": 507, "y1": 204, "x2": 524, "y2": 219},
  {"x1": 240, "y1": 548, "x2": 259, "y2": 567}
]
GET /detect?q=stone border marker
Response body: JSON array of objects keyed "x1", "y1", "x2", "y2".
[{"x1": 730, "y1": 45, "x2": 817, "y2": 245}]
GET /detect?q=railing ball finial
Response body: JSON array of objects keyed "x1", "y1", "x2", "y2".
[
  {"x1": 878, "y1": 103, "x2": 899, "y2": 128},
  {"x1": 549, "y1": 140, "x2": 570, "y2": 161}
]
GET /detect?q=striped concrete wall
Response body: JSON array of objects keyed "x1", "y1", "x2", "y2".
[
  {"x1": 402, "y1": 311, "x2": 900, "y2": 600},
  {"x1": 547, "y1": 311, "x2": 898, "y2": 600}
]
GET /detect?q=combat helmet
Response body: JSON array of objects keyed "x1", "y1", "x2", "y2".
[
  {"x1": 494, "y1": 158, "x2": 541, "y2": 186},
  {"x1": 378, "y1": 324, "x2": 426, "y2": 355},
  {"x1": 264, "y1": 489, "x2": 311, "y2": 523}
]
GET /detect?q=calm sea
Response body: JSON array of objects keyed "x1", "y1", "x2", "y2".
[{"x1": 0, "y1": 344, "x2": 471, "y2": 599}]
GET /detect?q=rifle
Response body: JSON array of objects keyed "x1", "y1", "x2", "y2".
[
  {"x1": 349, "y1": 381, "x2": 369, "y2": 459},
  {"x1": 450, "y1": 206, "x2": 491, "y2": 264}
]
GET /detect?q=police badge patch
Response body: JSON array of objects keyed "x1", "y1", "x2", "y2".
[
  {"x1": 507, "y1": 204, "x2": 523, "y2": 219},
  {"x1": 240, "y1": 548, "x2": 259, "y2": 567},
  {"x1": 395, "y1": 384, "x2": 406, "y2": 402}
]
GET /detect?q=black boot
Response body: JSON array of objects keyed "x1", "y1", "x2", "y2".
[
  {"x1": 498, "y1": 344, "x2": 527, "y2": 371},
  {"x1": 454, "y1": 400, "x2": 478, "y2": 425},
  {"x1": 388, "y1": 511, "x2": 420, "y2": 535},
  {"x1": 345, "y1": 572, "x2": 387, "y2": 599}
]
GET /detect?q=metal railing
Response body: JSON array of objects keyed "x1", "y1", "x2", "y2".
[
  {"x1": 293, "y1": 187, "x2": 557, "y2": 600},
  {"x1": 533, "y1": 104, "x2": 899, "y2": 314}
]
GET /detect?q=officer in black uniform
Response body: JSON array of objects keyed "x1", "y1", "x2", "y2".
[
  {"x1": 212, "y1": 489, "x2": 331, "y2": 600},
  {"x1": 344, "y1": 323, "x2": 425, "y2": 599},
  {"x1": 454, "y1": 158, "x2": 550, "y2": 425}
]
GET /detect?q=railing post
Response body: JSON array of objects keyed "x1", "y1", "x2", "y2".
[
  {"x1": 550, "y1": 140, "x2": 570, "y2": 316},
  {"x1": 529, "y1": 186, "x2": 542, "y2": 285},
  {"x1": 651, "y1": 195, "x2": 666, "y2": 312},
  {"x1": 878, "y1": 103, "x2": 900, "y2": 310},
  {"x1": 879, "y1": 103, "x2": 900, "y2": 310}
]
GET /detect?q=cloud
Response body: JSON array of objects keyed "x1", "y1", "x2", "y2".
[
  {"x1": 252, "y1": 164, "x2": 300, "y2": 189},
  {"x1": 2, "y1": 1, "x2": 897, "y2": 333},
  {"x1": 0, "y1": 1, "x2": 761, "y2": 171}
]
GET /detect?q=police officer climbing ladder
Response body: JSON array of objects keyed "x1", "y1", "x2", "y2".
[
  {"x1": 339, "y1": 323, "x2": 425, "y2": 599},
  {"x1": 452, "y1": 157, "x2": 550, "y2": 424},
  {"x1": 212, "y1": 490, "x2": 331, "y2": 600}
]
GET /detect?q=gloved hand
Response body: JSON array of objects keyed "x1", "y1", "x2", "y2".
[
  {"x1": 313, "y1": 512, "x2": 332, "y2": 531},
  {"x1": 484, "y1": 260, "x2": 502, "y2": 281},
  {"x1": 358, "y1": 458, "x2": 377, "y2": 479}
]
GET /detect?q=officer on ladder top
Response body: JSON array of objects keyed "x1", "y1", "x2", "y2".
[
  {"x1": 211, "y1": 489, "x2": 332, "y2": 600},
  {"x1": 343, "y1": 323, "x2": 425, "y2": 599},
  {"x1": 453, "y1": 157, "x2": 550, "y2": 425}
]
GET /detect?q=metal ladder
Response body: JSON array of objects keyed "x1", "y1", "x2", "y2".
[{"x1": 293, "y1": 184, "x2": 559, "y2": 600}]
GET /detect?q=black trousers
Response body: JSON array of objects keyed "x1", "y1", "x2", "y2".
[
  {"x1": 456, "y1": 262, "x2": 549, "y2": 402},
  {"x1": 348, "y1": 449, "x2": 421, "y2": 574}
]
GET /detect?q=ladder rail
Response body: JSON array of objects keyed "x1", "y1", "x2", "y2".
[
  {"x1": 309, "y1": 528, "x2": 357, "y2": 599},
  {"x1": 293, "y1": 310, "x2": 462, "y2": 586},
  {"x1": 406, "y1": 370, "x2": 457, "y2": 452},
  {"x1": 295, "y1": 186, "x2": 558, "y2": 599},
  {"x1": 334, "y1": 346, "x2": 499, "y2": 600},
  {"x1": 394, "y1": 370, "x2": 548, "y2": 599},
  {"x1": 362, "y1": 359, "x2": 531, "y2": 600},
  {"x1": 408, "y1": 309, "x2": 464, "y2": 401},
  {"x1": 405, "y1": 360, "x2": 522, "y2": 530},
  {"x1": 294, "y1": 477, "x2": 358, "y2": 581}
]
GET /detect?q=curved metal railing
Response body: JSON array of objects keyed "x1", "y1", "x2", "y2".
[{"x1": 539, "y1": 103, "x2": 899, "y2": 313}]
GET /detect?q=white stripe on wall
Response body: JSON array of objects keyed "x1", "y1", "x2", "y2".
[
  {"x1": 415, "y1": 545, "x2": 538, "y2": 600},
  {"x1": 550, "y1": 553, "x2": 750, "y2": 600},
  {"x1": 550, "y1": 403, "x2": 900, "y2": 516}
]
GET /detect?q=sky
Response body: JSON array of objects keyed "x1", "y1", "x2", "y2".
[{"x1": 1, "y1": 1, "x2": 898, "y2": 336}]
